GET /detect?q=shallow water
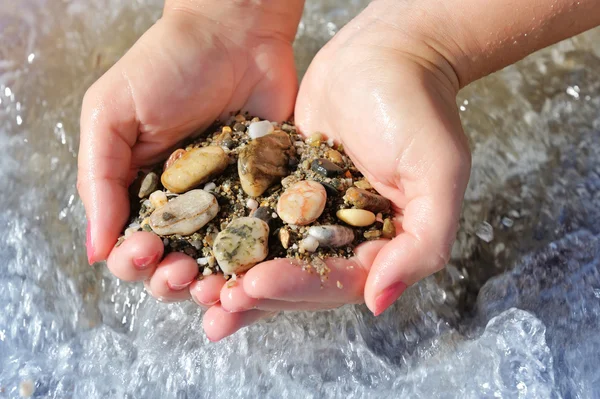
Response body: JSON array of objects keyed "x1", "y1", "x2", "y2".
[{"x1": 1, "y1": 1, "x2": 600, "y2": 398}]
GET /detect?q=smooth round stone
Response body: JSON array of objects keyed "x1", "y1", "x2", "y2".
[
  {"x1": 308, "y1": 225, "x2": 354, "y2": 247},
  {"x1": 344, "y1": 187, "x2": 391, "y2": 213},
  {"x1": 336, "y1": 209, "x2": 376, "y2": 227},
  {"x1": 213, "y1": 217, "x2": 270, "y2": 275},
  {"x1": 163, "y1": 148, "x2": 186, "y2": 171},
  {"x1": 277, "y1": 180, "x2": 327, "y2": 226},
  {"x1": 161, "y1": 146, "x2": 229, "y2": 194},
  {"x1": 150, "y1": 190, "x2": 219, "y2": 236},
  {"x1": 138, "y1": 172, "x2": 159, "y2": 198},
  {"x1": 325, "y1": 149, "x2": 344, "y2": 165},
  {"x1": 149, "y1": 190, "x2": 168, "y2": 209},
  {"x1": 248, "y1": 120, "x2": 274, "y2": 139},
  {"x1": 299, "y1": 235, "x2": 319, "y2": 253}
]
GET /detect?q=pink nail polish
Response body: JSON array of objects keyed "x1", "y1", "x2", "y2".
[
  {"x1": 374, "y1": 281, "x2": 407, "y2": 316},
  {"x1": 167, "y1": 280, "x2": 193, "y2": 291},
  {"x1": 86, "y1": 221, "x2": 95, "y2": 265},
  {"x1": 133, "y1": 254, "x2": 158, "y2": 270}
]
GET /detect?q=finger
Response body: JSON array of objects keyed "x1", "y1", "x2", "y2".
[
  {"x1": 106, "y1": 231, "x2": 164, "y2": 282},
  {"x1": 202, "y1": 306, "x2": 275, "y2": 342},
  {"x1": 365, "y1": 146, "x2": 469, "y2": 317},
  {"x1": 147, "y1": 252, "x2": 199, "y2": 302},
  {"x1": 243, "y1": 240, "x2": 387, "y2": 303},
  {"x1": 190, "y1": 274, "x2": 227, "y2": 307}
]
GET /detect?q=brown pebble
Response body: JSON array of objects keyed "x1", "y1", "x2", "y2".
[
  {"x1": 138, "y1": 172, "x2": 158, "y2": 198},
  {"x1": 325, "y1": 149, "x2": 344, "y2": 165},
  {"x1": 306, "y1": 133, "x2": 323, "y2": 147},
  {"x1": 233, "y1": 122, "x2": 246, "y2": 132},
  {"x1": 311, "y1": 158, "x2": 344, "y2": 177},
  {"x1": 383, "y1": 218, "x2": 396, "y2": 239},
  {"x1": 354, "y1": 179, "x2": 373, "y2": 190},
  {"x1": 161, "y1": 146, "x2": 229, "y2": 193},
  {"x1": 234, "y1": 114, "x2": 246, "y2": 123},
  {"x1": 213, "y1": 131, "x2": 234, "y2": 148},
  {"x1": 344, "y1": 187, "x2": 391, "y2": 213}
]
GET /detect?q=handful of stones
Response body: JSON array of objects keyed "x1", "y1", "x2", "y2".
[{"x1": 121, "y1": 115, "x2": 396, "y2": 279}]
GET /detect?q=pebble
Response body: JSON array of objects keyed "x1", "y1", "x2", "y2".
[
  {"x1": 308, "y1": 225, "x2": 354, "y2": 247},
  {"x1": 150, "y1": 189, "x2": 219, "y2": 236},
  {"x1": 149, "y1": 190, "x2": 168, "y2": 208},
  {"x1": 164, "y1": 148, "x2": 186, "y2": 171},
  {"x1": 299, "y1": 235, "x2": 319, "y2": 253},
  {"x1": 213, "y1": 131, "x2": 234, "y2": 148},
  {"x1": 161, "y1": 146, "x2": 229, "y2": 193},
  {"x1": 279, "y1": 228, "x2": 291, "y2": 249},
  {"x1": 233, "y1": 122, "x2": 246, "y2": 132},
  {"x1": 344, "y1": 187, "x2": 391, "y2": 213},
  {"x1": 213, "y1": 217, "x2": 270, "y2": 275},
  {"x1": 354, "y1": 179, "x2": 373, "y2": 190},
  {"x1": 246, "y1": 198, "x2": 259, "y2": 210},
  {"x1": 248, "y1": 120, "x2": 274, "y2": 139},
  {"x1": 336, "y1": 209, "x2": 376, "y2": 227},
  {"x1": 383, "y1": 218, "x2": 396, "y2": 239},
  {"x1": 320, "y1": 181, "x2": 339, "y2": 197},
  {"x1": 202, "y1": 267, "x2": 213, "y2": 276},
  {"x1": 252, "y1": 206, "x2": 273, "y2": 223},
  {"x1": 138, "y1": 172, "x2": 158, "y2": 198},
  {"x1": 238, "y1": 131, "x2": 293, "y2": 196},
  {"x1": 277, "y1": 180, "x2": 327, "y2": 226},
  {"x1": 203, "y1": 182, "x2": 216, "y2": 192},
  {"x1": 311, "y1": 158, "x2": 344, "y2": 177},
  {"x1": 364, "y1": 230, "x2": 382, "y2": 240},
  {"x1": 325, "y1": 149, "x2": 344, "y2": 165},
  {"x1": 476, "y1": 222, "x2": 494, "y2": 242},
  {"x1": 306, "y1": 133, "x2": 323, "y2": 147}
]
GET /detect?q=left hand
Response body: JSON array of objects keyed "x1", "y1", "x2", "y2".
[{"x1": 209, "y1": 2, "x2": 472, "y2": 339}]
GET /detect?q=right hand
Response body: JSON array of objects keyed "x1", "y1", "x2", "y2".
[{"x1": 77, "y1": 2, "x2": 301, "y2": 339}]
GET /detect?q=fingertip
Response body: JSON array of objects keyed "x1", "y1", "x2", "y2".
[
  {"x1": 190, "y1": 274, "x2": 227, "y2": 307},
  {"x1": 106, "y1": 231, "x2": 164, "y2": 281}
]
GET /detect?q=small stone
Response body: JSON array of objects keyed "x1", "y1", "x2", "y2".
[
  {"x1": 281, "y1": 175, "x2": 300, "y2": 188},
  {"x1": 325, "y1": 149, "x2": 344, "y2": 165},
  {"x1": 299, "y1": 235, "x2": 319, "y2": 253},
  {"x1": 213, "y1": 217, "x2": 270, "y2": 275},
  {"x1": 246, "y1": 198, "x2": 259, "y2": 210},
  {"x1": 363, "y1": 230, "x2": 382, "y2": 240},
  {"x1": 502, "y1": 217, "x2": 514, "y2": 228},
  {"x1": 383, "y1": 218, "x2": 396, "y2": 239},
  {"x1": 149, "y1": 190, "x2": 168, "y2": 209},
  {"x1": 279, "y1": 228, "x2": 291, "y2": 249},
  {"x1": 476, "y1": 222, "x2": 494, "y2": 242},
  {"x1": 150, "y1": 190, "x2": 219, "y2": 236},
  {"x1": 354, "y1": 179, "x2": 373, "y2": 190},
  {"x1": 213, "y1": 131, "x2": 234, "y2": 148},
  {"x1": 336, "y1": 209, "x2": 376, "y2": 227},
  {"x1": 252, "y1": 206, "x2": 273, "y2": 223},
  {"x1": 337, "y1": 281, "x2": 343, "y2": 289},
  {"x1": 164, "y1": 149, "x2": 186, "y2": 171},
  {"x1": 308, "y1": 225, "x2": 354, "y2": 247},
  {"x1": 203, "y1": 182, "x2": 216, "y2": 192},
  {"x1": 233, "y1": 122, "x2": 247, "y2": 132},
  {"x1": 248, "y1": 120, "x2": 274, "y2": 139},
  {"x1": 221, "y1": 126, "x2": 232, "y2": 134},
  {"x1": 138, "y1": 172, "x2": 158, "y2": 198},
  {"x1": 202, "y1": 267, "x2": 213, "y2": 276},
  {"x1": 306, "y1": 133, "x2": 323, "y2": 147},
  {"x1": 238, "y1": 131, "x2": 293, "y2": 196},
  {"x1": 161, "y1": 146, "x2": 229, "y2": 193},
  {"x1": 320, "y1": 182, "x2": 339, "y2": 197},
  {"x1": 311, "y1": 158, "x2": 344, "y2": 177},
  {"x1": 344, "y1": 187, "x2": 391, "y2": 213},
  {"x1": 277, "y1": 180, "x2": 327, "y2": 226},
  {"x1": 234, "y1": 114, "x2": 246, "y2": 123}
]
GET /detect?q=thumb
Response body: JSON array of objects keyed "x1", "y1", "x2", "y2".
[{"x1": 77, "y1": 70, "x2": 139, "y2": 264}]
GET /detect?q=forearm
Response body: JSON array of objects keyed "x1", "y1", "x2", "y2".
[
  {"x1": 368, "y1": 0, "x2": 600, "y2": 88},
  {"x1": 164, "y1": 0, "x2": 306, "y2": 42}
]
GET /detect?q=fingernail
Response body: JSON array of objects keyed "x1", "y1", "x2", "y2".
[
  {"x1": 133, "y1": 253, "x2": 159, "y2": 270},
  {"x1": 86, "y1": 221, "x2": 95, "y2": 265},
  {"x1": 374, "y1": 281, "x2": 407, "y2": 316},
  {"x1": 167, "y1": 280, "x2": 193, "y2": 291}
]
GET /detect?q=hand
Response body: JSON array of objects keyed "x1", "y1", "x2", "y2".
[
  {"x1": 217, "y1": 3, "x2": 471, "y2": 324},
  {"x1": 77, "y1": 1, "x2": 303, "y2": 339}
]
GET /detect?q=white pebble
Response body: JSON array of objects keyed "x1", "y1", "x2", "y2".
[
  {"x1": 149, "y1": 190, "x2": 168, "y2": 208},
  {"x1": 190, "y1": 240, "x2": 203, "y2": 249},
  {"x1": 19, "y1": 379, "x2": 35, "y2": 398},
  {"x1": 248, "y1": 120, "x2": 274, "y2": 139},
  {"x1": 163, "y1": 238, "x2": 169, "y2": 246},
  {"x1": 202, "y1": 267, "x2": 213, "y2": 276},
  {"x1": 327, "y1": 138, "x2": 334, "y2": 147},
  {"x1": 197, "y1": 257, "x2": 209, "y2": 265},
  {"x1": 246, "y1": 198, "x2": 259, "y2": 210},
  {"x1": 124, "y1": 227, "x2": 137, "y2": 238},
  {"x1": 476, "y1": 222, "x2": 494, "y2": 242},
  {"x1": 294, "y1": 141, "x2": 304, "y2": 147},
  {"x1": 300, "y1": 236, "x2": 319, "y2": 253},
  {"x1": 272, "y1": 212, "x2": 278, "y2": 219},
  {"x1": 203, "y1": 182, "x2": 216, "y2": 192},
  {"x1": 291, "y1": 243, "x2": 299, "y2": 250}
]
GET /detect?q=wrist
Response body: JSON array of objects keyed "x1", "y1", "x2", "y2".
[{"x1": 164, "y1": 0, "x2": 305, "y2": 43}]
